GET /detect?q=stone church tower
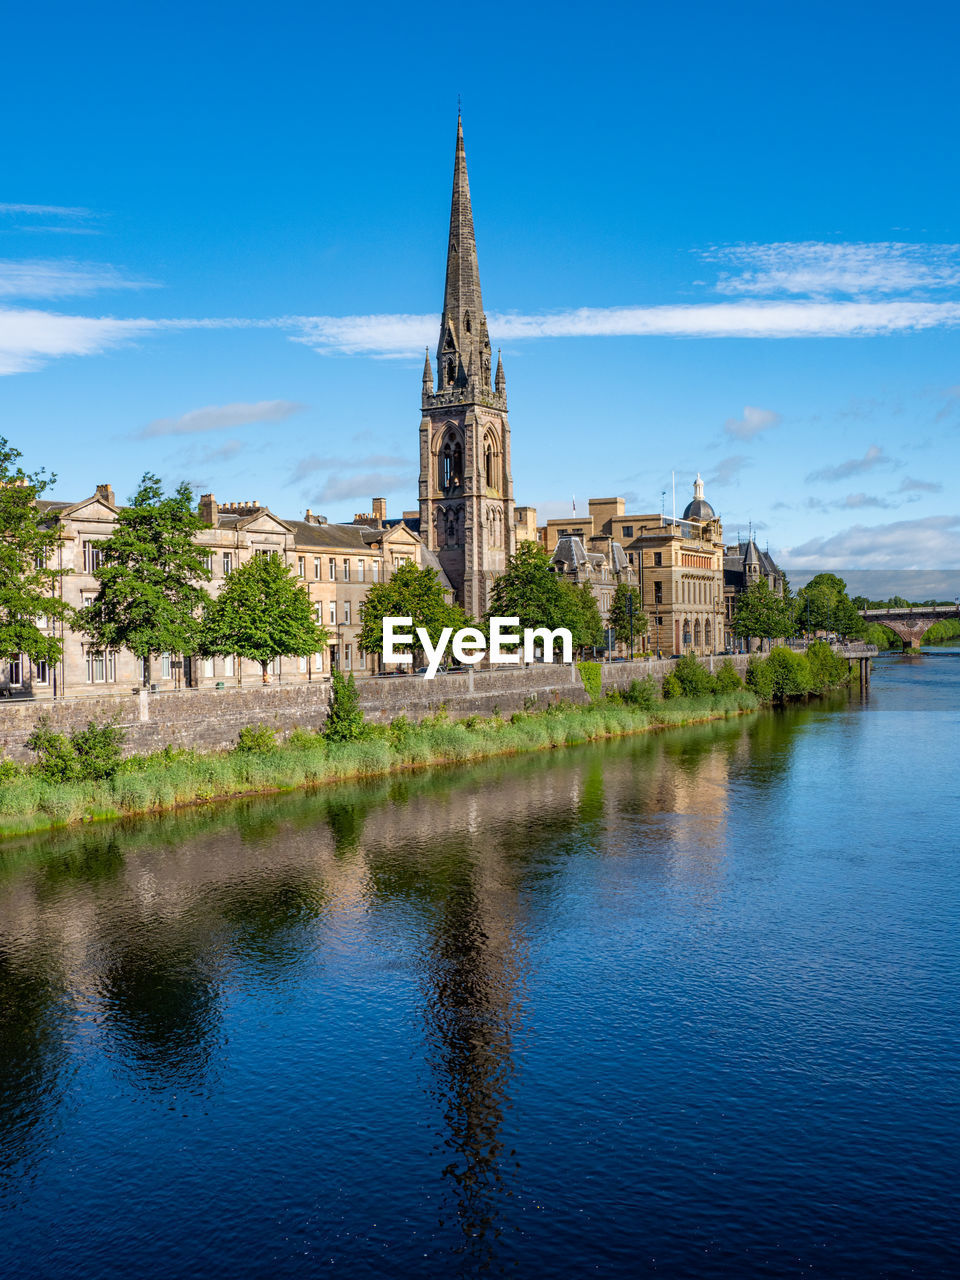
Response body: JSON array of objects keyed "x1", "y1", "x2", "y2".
[{"x1": 419, "y1": 114, "x2": 515, "y2": 619}]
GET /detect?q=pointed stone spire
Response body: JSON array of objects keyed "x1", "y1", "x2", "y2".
[
  {"x1": 422, "y1": 347, "x2": 433, "y2": 394},
  {"x1": 495, "y1": 348, "x2": 505, "y2": 394},
  {"x1": 436, "y1": 113, "x2": 489, "y2": 390}
]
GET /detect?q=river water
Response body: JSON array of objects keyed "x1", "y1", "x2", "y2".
[{"x1": 1, "y1": 651, "x2": 958, "y2": 1278}]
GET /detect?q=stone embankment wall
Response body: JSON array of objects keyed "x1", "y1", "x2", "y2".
[{"x1": 0, "y1": 654, "x2": 757, "y2": 763}]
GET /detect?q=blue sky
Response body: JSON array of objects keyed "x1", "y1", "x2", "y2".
[{"x1": 3, "y1": 0, "x2": 959, "y2": 581}]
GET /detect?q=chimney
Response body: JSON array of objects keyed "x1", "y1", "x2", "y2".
[
  {"x1": 305, "y1": 508, "x2": 313, "y2": 523},
  {"x1": 199, "y1": 493, "x2": 218, "y2": 525},
  {"x1": 95, "y1": 483, "x2": 115, "y2": 507},
  {"x1": 372, "y1": 497, "x2": 387, "y2": 524}
]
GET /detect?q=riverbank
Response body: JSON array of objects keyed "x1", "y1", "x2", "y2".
[{"x1": 0, "y1": 690, "x2": 759, "y2": 840}]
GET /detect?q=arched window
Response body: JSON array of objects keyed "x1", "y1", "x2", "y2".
[
  {"x1": 464, "y1": 312, "x2": 471, "y2": 333},
  {"x1": 453, "y1": 442, "x2": 463, "y2": 486},
  {"x1": 694, "y1": 619, "x2": 702, "y2": 647},
  {"x1": 705, "y1": 619, "x2": 712, "y2": 647},
  {"x1": 682, "y1": 619, "x2": 691, "y2": 647},
  {"x1": 446, "y1": 357, "x2": 456, "y2": 386},
  {"x1": 485, "y1": 443, "x2": 494, "y2": 488}
]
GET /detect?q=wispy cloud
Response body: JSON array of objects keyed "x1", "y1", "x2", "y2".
[
  {"x1": 0, "y1": 203, "x2": 91, "y2": 217},
  {"x1": 289, "y1": 453, "x2": 408, "y2": 484},
  {"x1": 806, "y1": 445, "x2": 895, "y2": 483},
  {"x1": 783, "y1": 515, "x2": 960, "y2": 570},
  {"x1": 724, "y1": 405, "x2": 781, "y2": 440},
  {"x1": 0, "y1": 306, "x2": 161, "y2": 375},
  {"x1": 898, "y1": 476, "x2": 943, "y2": 494},
  {"x1": 709, "y1": 455, "x2": 751, "y2": 486},
  {"x1": 198, "y1": 439, "x2": 247, "y2": 465},
  {"x1": 0, "y1": 259, "x2": 156, "y2": 299},
  {"x1": 311, "y1": 470, "x2": 413, "y2": 504},
  {"x1": 139, "y1": 399, "x2": 305, "y2": 438},
  {"x1": 707, "y1": 242, "x2": 960, "y2": 297},
  {"x1": 290, "y1": 299, "x2": 960, "y2": 358},
  {"x1": 0, "y1": 204, "x2": 101, "y2": 235}
]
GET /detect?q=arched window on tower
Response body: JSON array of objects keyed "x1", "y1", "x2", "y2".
[
  {"x1": 464, "y1": 312, "x2": 471, "y2": 333},
  {"x1": 453, "y1": 442, "x2": 462, "y2": 487},
  {"x1": 441, "y1": 443, "x2": 453, "y2": 491},
  {"x1": 485, "y1": 442, "x2": 494, "y2": 489},
  {"x1": 446, "y1": 357, "x2": 456, "y2": 386}
]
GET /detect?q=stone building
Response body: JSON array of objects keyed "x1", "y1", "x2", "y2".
[
  {"x1": 418, "y1": 114, "x2": 516, "y2": 619},
  {"x1": 3, "y1": 491, "x2": 450, "y2": 699},
  {"x1": 539, "y1": 478, "x2": 726, "y2": 657},
  {"x1": 722, "y1": 536, "x2": 786, "y2": 651}
]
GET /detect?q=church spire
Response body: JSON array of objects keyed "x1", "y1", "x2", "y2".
[
  {"x1": 495, "y1": 348, "x2": 505, "y2": 394},
  {"x1": 436, "y1": 113, "x2": 490, "y2": 391},
  {"x1": 422, "y1": 347, "x2": 433, "y2": 397}
]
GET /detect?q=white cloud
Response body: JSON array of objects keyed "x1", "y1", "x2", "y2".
[
  {"x1": 0, "y1": 203, "x2": 91, "y2": 217},
  {"x1": 311, "y1": 471, "x2": 413, "y2": 504},
  {"x1": 709, "y1": 455, "x2": 751, "y2": 486},
  {"x1": 782, "y1": 515, "x2": 960, "y2": 570},
  {"x1": 707, "y1": 242, "x2": 960, "y2": 297},
  {"x1": 139, "y1": 400, "x2": 306, "y2": 437},
  {"x1": 806, "y1": 445, "x2": 894, "y2": 483},
  {"x1": 898, "y1": 476, "x2": 942, "y2": 494},
  {"x1": 290, "y1": 300, "x2": 960, "y2": 358},
  {"x1": 290, "y1": 453, "x2": 409, "y2": 483},
  {"x1": 0, "y1": 259, "x2": 155, "y2": 299},
  {"x1": 724, "y1": 406, "x2": 781, "y2": 440},
  {"x1": 0, "y1": 306, "x2": 161, "y2": 375}
]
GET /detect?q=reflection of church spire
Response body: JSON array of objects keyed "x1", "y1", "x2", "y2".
[{"x1": 418, "y1": 859, "x2": 523, "y2": 1267}]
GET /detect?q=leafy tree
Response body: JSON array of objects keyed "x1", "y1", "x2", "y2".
[
  {"x1": 607, "y1": 583, "x2": 647, "y2": 649},
  {"x1": 0, "y1": 437, "x2": 71, "y2": 671},
  {"x1": 78, "y1": 473, "x2": 212, "y2": 684},
  {"x1": 804, "y1": 640, "x2": 851, "y2": 691},
  {"x1": 357, "y1": 561, "x2": 467, "y2": 664},
  {"x1": 733, "y1": 578, "x2": 795, "y2": 644},
  {"x1": 201, "y1": 551, "x2": 326, "y2": 682},
  {"x1": 714, "y1": 658, "x2": 744, "y2": 693},
  {"x1": 325, "y1": 669, "x2": 365, "y2": 742},
  {"x1": 795, "y1": 572, "x2": 864, "y2": 638},
  {"x1": 671, "y1": 652, "x2": 716, "y2": 697},
  {"x1": 487, "y1": 542, "x2": 601, "y2": 653},
  {"x1": 569, "y1": 582, "x2": 605, "y2": 652}
]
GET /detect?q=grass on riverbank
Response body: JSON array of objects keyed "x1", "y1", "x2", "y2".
[{"x1": 0, "y1": 689, "x2": 758, "y2": 839}]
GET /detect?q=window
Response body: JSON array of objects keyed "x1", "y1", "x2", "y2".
[
  {"x1": 299, "y1": 656, "x2": 307, "y2": 672},
  {"x1": 9, "y1": 655, "x2": 22, "y2": 685},
  {"x1": 344, "y1": 601, "x2": 351, "y2": 625},
  {"x1": 654, "y1": 581, "x2": 663, "y2": 605},
  {"x1": 201, "y1": 552, "x2": 214, "y2": 573},
  {"x1": 297, "y1": 556, "x2": 305, "y2": 578},
  {"x1": 344, "y1": 644, "x2": 352, "y2": 669},
  {"x1": 315, "y1": 604, "x2": 323, "y2": 623},
  {"x1": 314, "y1": 650, "x2": 323, "y2": 671},
  {"x1": 357, "y1": 559, "x2": 364, "y2": 582},
  {"x1": 80, "y1": 591, "x2": 96, "y2": 607},
  {"x1": 82, "y1": 541, "x2": 104, "y2": 573},
  {"x1": 329, "y1": 601, "x2": 336, "y2": 625},
  {"x1": 314, "y1": 557, "x2": 321, "y2": 580},
  {"x1": 137, "y1": 657, "x2": 145, "y2": 683},
  {"x1": 36, "y1": 614, "x2": 48, "y2": 630},
  {"x1": 372, "y1": 560, "x2": 380, "y2": 582},
  {"x1": 360, "y1": 649, "x2": 367, "y2": 669},
  {"x1": 85, "y1": 651, "x2": 114, "y2": 683},
  {"x1": 653, "y1": 552, "x2": 662, "y2": 566},
  {"x1": 203, "y1": 657, "x2": 214, "y2": 678},
  {"x1": 35, "y1": 552, "x2": 47, "y2": 571},
  {"x1": 343, "y1": 559, "x2": 350, "y2": 582},
  {"x1": 224, "y1": 655, "x2": 236, "y2": 677},
  {"x1": 328, "y1": 558, "x2": 336, "y2": 581},
  {"x1": 223, "y1": 552, "x2": 233, "y2": 575},
  {"x1": 35, "y1": 659, "x2": 49, "y2": 685},
  {"x1": 622, "y1": 525, "x2": 633, "y2": 538},
  {"x1": 161, "y1": 653, "x2": 172, "y2": 679},
  {"x1": 628, "y1": 553, "x2": 634, "y2": 565}
]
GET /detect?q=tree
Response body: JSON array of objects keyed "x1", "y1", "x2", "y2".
[
  {"x1": 325, "y1": 669, "x2": 364, "y2": 742},
  {"x1": 608, "y1": 583, "x2": 647, "y2": 649},
  {"x1": 795, "y1": 572, "x2": 864, "y2": 639},
  {"x1": 487, "y1": 540, "x2": 591, "y2": 643},
  {"x1": 0, "y1": 437, "x2": 71, "y2": 672},
  {"x1": 568, "y1": 582, "x2": 605, "y2": 652},
  {"x1": 78, "y1": 473, "x2": 212, "y2": 684},
  {"x1": 733, "y1": 578, "x2": 795, "y2": 644},
  {"x1": 201, "y1": 551, "x2": 327, "y2": 682},
  {"x1": 357, "y1": 561, "x2": 466, "y2": 664}
]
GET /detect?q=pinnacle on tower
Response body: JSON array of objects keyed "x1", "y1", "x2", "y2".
[
  {"x1": 436, "y1": 114, "x2": 490, "y2": 391},
  {"x1": 422, "y1": 347, "x2": 433, "y2": 394},
  {"x1": 495, "y1": 348, "x2": 505, "y2": 394}
]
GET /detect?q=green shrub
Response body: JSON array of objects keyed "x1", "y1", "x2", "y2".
[
  {"x1": 804, "y1": 641, "x2": 850, "y2": 691},
  {"x1": 0, "y1": 758, "x2": 25, "y2": 781},
  {"x1": 714, "y1": 659, "x2": 744, "y2": 694},
  {"x1": 325, "y1": 669, "x2": 365, "y2": 742},
  {"x1": 745, "y1": 655, "x2": 776, "y2": 702},
  {"x1": 766, "y1": 646, "x2": 814, "y2": 701},
  {"x1": 27, "y1": 715, "x2": 124, "y2": 782},
  {"x1": 662, "y1": 672, "x2": 683, "y2": 700},
  {"x1": 235, "y1": 724, "x2": 278, "y2": 753},
  {"x1": 622, "y1": 675, "x2": 660, "y2": 711},
  {"x1": 672, "y1": 653, "x2": 716, "y2": 698},
  {"x1": 577, "y1": 660, "x2": 602, "y2": 702}
]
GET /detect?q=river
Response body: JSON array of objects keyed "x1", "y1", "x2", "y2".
[{"x1": 1, "y1": 650, "x2": 958, "y2": 1278}]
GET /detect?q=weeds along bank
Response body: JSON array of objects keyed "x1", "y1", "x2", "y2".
[{"x1": 0, "y1": 646, "x2": 853, "y2": 840}]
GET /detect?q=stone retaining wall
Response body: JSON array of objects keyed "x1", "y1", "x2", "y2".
[{"x1": 0, "y1": 653, "x2": 770, "y2": 764}]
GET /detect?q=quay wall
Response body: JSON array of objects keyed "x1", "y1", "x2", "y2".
[{"x1": 0, "y1": 649, "x2": 874, "y2": 764}]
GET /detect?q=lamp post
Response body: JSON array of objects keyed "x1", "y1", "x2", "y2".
[{"x1": 628, "y1": 590, "x2": 634, "y2": 661}]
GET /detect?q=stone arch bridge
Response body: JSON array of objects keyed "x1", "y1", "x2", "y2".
[{"x1": 859, "y1": 604, "x2": 960, "y2": 648}]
